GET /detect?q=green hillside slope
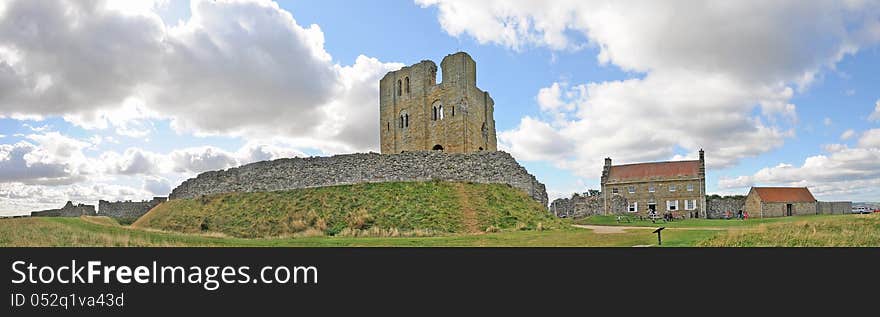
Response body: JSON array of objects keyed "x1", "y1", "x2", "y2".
[{"x1": 133, "y1": 181, "x2": 561, "y2": 238}]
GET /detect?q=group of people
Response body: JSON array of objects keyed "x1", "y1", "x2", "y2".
[
  {"x1": 646, "y1": 210, "x2": 675, "y2": 222},
  {"x1": 723, "y1": 209, "x2": 748, "y2": 220}
]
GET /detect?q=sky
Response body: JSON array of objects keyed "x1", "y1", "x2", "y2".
[{"x1": 1, "y1": 0, "x2": 880, "y2": 214}]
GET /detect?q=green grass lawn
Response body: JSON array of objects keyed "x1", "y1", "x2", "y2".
[
  {"x1": 3, "y1": 213, "x2": 876, "y2": 247},
  {"x1": 0, "y1": 216, "x2": 717, "y2": 247}
]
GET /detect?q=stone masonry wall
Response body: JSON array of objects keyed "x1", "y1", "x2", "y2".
[
  {"x1": 706, "y1": 196, "x2": 746, "y2": 219},
  {"x1": 97, "y1": 197, "x2": 167, "y2": 223},
  {"x1": 818, "y1": 201, "x2": 851, "y2": 215},
  {"x1": 170, "y1": 151, "x2": 548, "y2": 206},
  {"x1": 31, "y1": 201, "x2": 95, "y2": 217},
  {"x1": 549, "y1": 193, "x2": 627, "y2": 218}
]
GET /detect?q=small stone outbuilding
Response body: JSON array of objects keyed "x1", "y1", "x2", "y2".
[{"x1": 744, "y1": 187, "x2": 817, "y2": 218}]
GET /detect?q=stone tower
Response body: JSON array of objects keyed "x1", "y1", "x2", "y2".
[{"x1": 379, "y1": 52, "x2": 497, "y2": 154}]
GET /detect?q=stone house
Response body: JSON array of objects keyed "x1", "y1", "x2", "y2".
[
  {"x1": 600, "y1": 150, "x2": 707, "y2": 218},
  {"x1": 379, "y1": 52, "x2": 497, "y2": 154},
  {"x1": 744, "y1": 187, "x2": 818, "y2": 218}
]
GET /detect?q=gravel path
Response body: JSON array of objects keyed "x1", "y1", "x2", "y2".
[{"x1": 572, "y1": 224, "x2": 726, "y2": 234}]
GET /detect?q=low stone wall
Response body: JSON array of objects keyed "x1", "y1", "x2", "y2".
[
  {"x1": 549, "y1": 193, "x2": 626, "y2": 218},
  {"x1": 98, "y1": 197, "x2": 167, "y2": 223},
  {"x1": 818, "y1": 201, "x2": 852, "y2": 215},
  {"x1": 170, "y1": 151, "x2": 548, "y2": 206},
  {"x1": 31, "y1": 201, "x2": 95, "y2": 217},
  {"x1": 706, "y1": 196, "x2": 746, "y2": 219}
]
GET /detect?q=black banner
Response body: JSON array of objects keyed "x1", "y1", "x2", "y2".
[{"x1": 2, "y1": 248, "x2": 877, "y2": 315}]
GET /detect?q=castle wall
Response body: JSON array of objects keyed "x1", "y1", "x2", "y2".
[
  {"x1": 31, "y1": 201, "x2": 95, "y2": 217},
  {"x1": 170, "y1": 151, "x2": 548, "y2": 206},
  {"x1": 549, "y1": 194, "x2": 626, "y2": 218},
  {"x1": 97, "y1": 197, "x2": 167, "y2": 223},
  {"x1": 706, "y1": 196, "x2": 746, "y2": 219},
  {"x1": 818, "y1": 201, "x2": 851, "y2": 215}
]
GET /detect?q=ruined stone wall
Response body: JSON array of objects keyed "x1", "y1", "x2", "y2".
[
  {"x1": 31, "y1": 201, "x2": 95, "y2": 217},
  {"x1": 549, "y1": 193, "x2": 626, "y2": 218},
  {"x1": 818, "y1": 201, "x2": 852, "y2": 215},
  {"x1": 170, "y1": 151, "x2": 548, "y2": 206},
  {"x1": 706, "y1": 196, "x2": 746, "y2": 219},
  {"x1": 97, "y1": 197, "x2": 167, "y2": 223}
]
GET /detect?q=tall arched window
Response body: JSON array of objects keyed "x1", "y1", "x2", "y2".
[
  {"x1": 405, "y1": 77, "x2": 410, "y2": 94},
  {"x1": 397, "y1": 79, "x2": 402, "y2": 96},
  {"x1": 399, "y1": 116, "x2": 404, "y2": 128},
  {"x1": 451, "y1": 106, "x2": 455, "y2": 117},
  {"x1": 431, "y1": 100, "x2": 442, "y2": 121},
  {"x1": 404, "y1": 114, "x2": 409, "y2": 127}
]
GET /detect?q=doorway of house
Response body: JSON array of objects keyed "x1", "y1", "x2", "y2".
[
  {"x1": 648, "y1": 203, "x2": 657, "y2": 214},
  {"x1": 786, "y1": 204, "x2": 793, "y2": 216},
  {"x1": 432, "y1": 144, "x2": 444, "y2": 151}
]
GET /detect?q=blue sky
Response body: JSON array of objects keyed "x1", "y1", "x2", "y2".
[{"x1": 1, "y1": 0, "x2": 880, "y2": 214}]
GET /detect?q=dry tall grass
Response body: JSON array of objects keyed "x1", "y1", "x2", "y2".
[{"x1": 698, "y1": 214, "x2": 880, "y2": 247}]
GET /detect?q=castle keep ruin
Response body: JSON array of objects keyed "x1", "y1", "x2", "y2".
[
  {"x1": 380, "y1": 52, "x2": 497, "y2": 154},
  {"x1": 169, "y1": 52, "x2": 548, "y2": 207}
]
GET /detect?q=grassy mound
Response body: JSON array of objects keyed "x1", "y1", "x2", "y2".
[{"x1": 132, "y1": 181, "x2": 561, "y2": 238}]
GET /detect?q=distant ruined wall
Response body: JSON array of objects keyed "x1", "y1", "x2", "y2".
[
  {"x1": 31, "y1": 201, "x2": 95, "y2": 217},
  {"x1": 818, "y1": 201, "x2": 852, "y2": 215},
  {"x1": 706, "y1": 196, "x2": 746, "y2": 219},
  {"x1": 549, "y1": 193, "x2": 626, "y2": 218},
  {"x1": 98, "y1": 197, "x2": 167, "y2": 222},
  {"x1": 170, "y1": 151, "x2": 548, "y2": 206}
]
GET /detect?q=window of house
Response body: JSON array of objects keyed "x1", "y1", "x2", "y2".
[
  {"x1": 612, "y1": 187, "x2": 619, "y2": 194},
  {"x1": 432, "y1": 106, "x2": 437, "y2": 121},
  {"x1": 452, "y1": 107, "x2": 455, "y2": 116},
  {"x1": 399, "y1": 116, "x2": 404, "y2": 129},
  {"x1": 667, "y1": 200, "x2": 678, "y2": 211},
  {"x1": 669, "y1": 184, "x2": 676, "y2": 192},
  {"x1": 627, "y1": 186, "x2": 635, "y2": 194},
  {"x1": 687, "y1": 183, "x2": 694, "y2": 192},
  {"x1": 405, "y1": 77, "x2": 410, "y2": 94},
  {"x1": 397, "y1": 79, "x2": 402, "y2": 96},
  {"x1": 404, "y1": 114, "x2": 409, "y2": 128},
  {"x1": 648, "y1": 184, "x2": 655, "y2": 192},
  {"x1": 438, "y1": 105, "x2": 444, "y2": 120},
  {"x1": 685, "y1": 200, "x2": 697, "y2": 210},
  {"x1": 628, "y1": 202, "x2": 638, "y2": 213}
]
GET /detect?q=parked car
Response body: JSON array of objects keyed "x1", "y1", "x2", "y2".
[{"x1": 852, "y1": 207, "x2": 871, "y2": 214}]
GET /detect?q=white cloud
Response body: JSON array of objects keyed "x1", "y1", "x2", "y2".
[
  {"x1": 824, "y1": 117, "x2": 833, "y2": 126},
  {"x1": 421, "y1": 0, "x2": 879, "y2": 180},
  {"x1": 0, "y1": 181, "x2": 153, "y2": 214},
  {"x1": 143, "y1": 175, "x2": 172, "y2": 196},
  {"x1": 0, "y1": 0, "x2": 401, "y2": 152},
  {"x1": 500, "y1": 74, "x2": 791, "y2": 178},
  {"x1": 721, "y1": 125, "x2": 880, "y2": 201},
  {"x1": 858, "y1": 129, "x2": 880, "y2": 148},
  {"x1": 0, "y1": 132, "x2": 93, "y2": 185},
  {"x1": 841, "y1": 129, "x2": 856, "y2": 140},
  {"x1": 870, "y1": 99, "x2": 880, "y2": 122},
  {"x1": 101, "y1": 148, "x2": 166, "y2": 175}
]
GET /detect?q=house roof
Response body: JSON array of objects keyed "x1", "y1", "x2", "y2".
[
  {"x1": 608, "y1": 160, "x2": 701, "y2": 182},
  {"x1": 751, "y1": 187, "x2": 816, "y2": 203}
]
